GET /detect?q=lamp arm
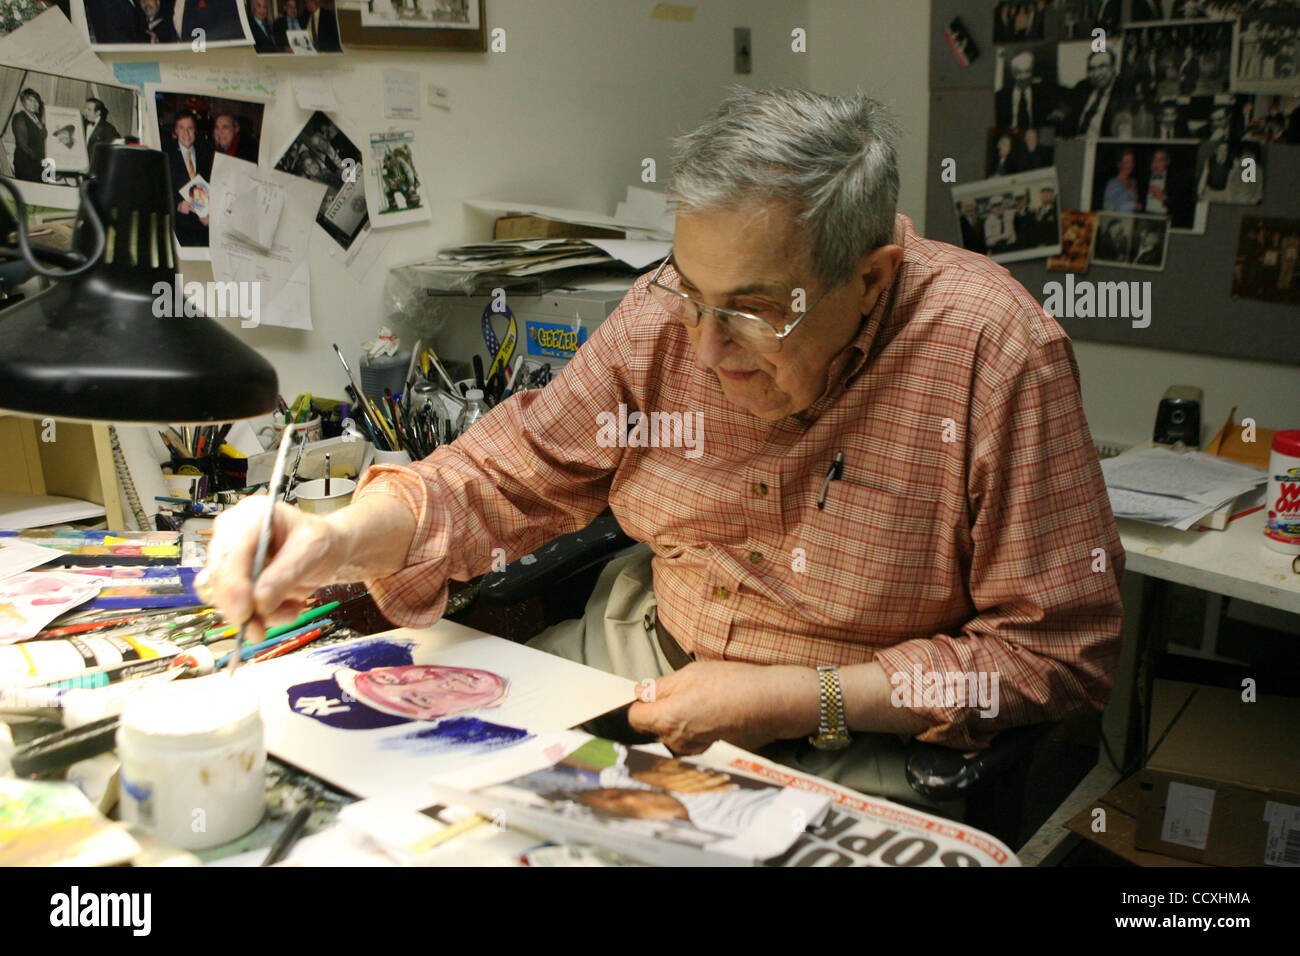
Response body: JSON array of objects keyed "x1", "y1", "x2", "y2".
[{"x1": 0, "y1": 175, "x2": 106, "y2": 279}]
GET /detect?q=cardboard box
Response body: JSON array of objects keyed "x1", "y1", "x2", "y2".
[
  {"x1": 1135, "y1": 680, "x2": 1300, "y2": 866},
  {"x1": 1066, "y1": 775, "x2": 1205, "y2": 867},
  {"x1": 493, "y1": 215, "x2": 624, "y2": 241}
]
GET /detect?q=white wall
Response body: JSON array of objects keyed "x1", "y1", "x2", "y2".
[
  {"x1": 102, "y1": 0, "x2": 811, "y2": 403},
  {"x1": 807, "y1": 0, "x2": 1297, "y2": 449}
]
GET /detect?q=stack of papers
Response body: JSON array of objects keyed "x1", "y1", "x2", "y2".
[{"x1": 1101, "y1": 447, "x2": 1269, "y2": 530}]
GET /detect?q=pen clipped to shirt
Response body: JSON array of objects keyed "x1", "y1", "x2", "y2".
[{"x1": 817, "y1": 452, "x2": 844, "y2": 510}]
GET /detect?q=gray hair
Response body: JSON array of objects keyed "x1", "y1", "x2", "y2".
[{"x1": 666, "y1": 87, "x2": 900, "y2": 289}]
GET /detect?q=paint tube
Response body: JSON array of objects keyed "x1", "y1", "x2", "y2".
[{"x1": 0, "y1": 633, "x2": 182, "y2": 690}]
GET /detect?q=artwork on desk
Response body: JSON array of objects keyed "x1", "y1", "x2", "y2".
[
  {"x1": 0, "y1": 64, "x2": 141, "y2": 209},
  {"x1": 951, "y1": 167, "x2": 1063, "y2": 264},
  {"x1": 363, "y1": 128, "x2": 431, "y2": 229},
  {"x1": 0, "y1": 530, "x2": 182, "y2": 566},
  {"x1": 72, "y1": 0, "x2": 254, "y2": 51},
  {"x1": 1047, "y1": 209, "x2": 1098, "y2": 273},
  {"x1": 247, "y1": 0, "x2": 342, "y2": 54},
  {"x1": 1231, "y1": 216, "x2": 1300, "y2": 307},
  {"x1": 0, "y1": 570, "x2": 101, "y2": 644},
  {"x1": 1091, "y1": 211, "x2": 1169, "y2": 271},
  {"x1": 1081, "y1": 138, "x2": 1207, "y2": 233},
  {"x1": 144, "y1": 85, "x2": 271, "y2": 261},
  {"x1": 235, "y1": 626, "x2": 635, "y2": 798},
  {"x1": 275, "y1": 110, "x2": 369, "y2": 251},
  {"x1": 1231, "y1": 9, "x2": 1300, "y2": 94}
]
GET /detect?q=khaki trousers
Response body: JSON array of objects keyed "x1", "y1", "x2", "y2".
[{"x1": 527, "y1": 546, "x2": 964, "y2": 816}]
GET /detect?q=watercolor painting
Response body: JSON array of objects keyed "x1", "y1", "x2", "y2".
[
  {"x1": 0, "y1": 571, "x2": 102, "y2": 644},
  {"x1": 235, "y1": 625, "x2": 636, "y2": 799}
]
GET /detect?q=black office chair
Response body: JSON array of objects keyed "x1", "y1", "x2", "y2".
[{"x1": 458, "y1": 512, "x2": 1050, "y2": 848}]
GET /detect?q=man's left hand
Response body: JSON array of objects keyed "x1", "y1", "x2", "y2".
[{"x1": 627, "y1": 661, "x2": 808, "y2": 755}]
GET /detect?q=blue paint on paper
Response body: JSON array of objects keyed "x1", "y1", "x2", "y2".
[
  {"x1": 381, "y1": 717, "x2": 531, "y2": 754},
  {"x1": 111, "y1": 61, "x2": 162, "y2": 93},
  {"x1": 287, "y1": 676, "x2": 410, "y2": 730},
  {"x1": 310, "y1": 637, "x2": 414, "y2": 670}
]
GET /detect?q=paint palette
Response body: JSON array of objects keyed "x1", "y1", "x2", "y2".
[
  {"x1": 233, "y1": 623, "x2": 637, "y2": 799},
  {"x1": 0, "y1": 531, "x2": 182, "y2": 567}
]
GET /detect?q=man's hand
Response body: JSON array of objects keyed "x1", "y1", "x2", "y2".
[
  {"x1": 627, "y1": 661, "x2": 814, "y2": 755},
  {"x1": 178, "y1": 200, "x2": 193, "y2": 215}
]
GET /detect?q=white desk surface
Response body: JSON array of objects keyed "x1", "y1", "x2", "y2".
[{"x1": 1118, "y1": 512, "x2": 1300, "y2": 615}]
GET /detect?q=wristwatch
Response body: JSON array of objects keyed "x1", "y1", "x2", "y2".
[{"x1": 808, "y1": 665, "x2": 852, "y2": 751}]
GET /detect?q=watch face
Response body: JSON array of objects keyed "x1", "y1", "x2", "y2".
[{"x1": 809, "y1": 733, "x2": 852, "y2": 752}]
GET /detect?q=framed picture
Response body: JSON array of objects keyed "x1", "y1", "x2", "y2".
[
  {"x1": 951, "y1": 167, "x2": 1063, "y2": 264},
  {"x1": 335, "y1": 0, "x2": 483, "y2": 51}
]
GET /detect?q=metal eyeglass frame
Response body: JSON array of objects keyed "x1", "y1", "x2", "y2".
[{"x1": 647, "y1": 253, "x2": 832, "y2": 353}]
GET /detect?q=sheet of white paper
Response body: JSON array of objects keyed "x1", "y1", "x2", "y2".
[
  {"x1": 294, "y1": 72, "x2": 339, "y2": 112},
  {"x1": 227, "y1": 181, "x2": 286, "y2": 252},
  {"x1": 163, "y1": 63, "x2": 280, "y2": 98},
  {"x1": 209, "y1": 154, "x2": 324, "y2": 331},
  {"x1": 1102, "y1": 448, "x2": 1266, "y2": 507},
  {"x1": 0, "y1": 493, "x2": 106, "y2": 531},
  {"x1": 231, "y1": 625, "x2": 636, "y2": 799},
  {"x1": 0, "y1": 540, "x2": 63, "y2": 581},
  {"x1": 0, "y1": 7, "x2": 116, "y2": 83},
  {"x1": 382, "y1": 69, "x2": 421, "y2": 120},
  {"x1": 583, "y1": 239, "x2": 671, "y2": 270},
  {"x1": 333, "y1": 225, "x2": 391, "y2": 282}
]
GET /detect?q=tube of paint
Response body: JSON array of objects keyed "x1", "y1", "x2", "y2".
[{"x1": 0, "y1": 633, "x2": 182, "y2": 689}]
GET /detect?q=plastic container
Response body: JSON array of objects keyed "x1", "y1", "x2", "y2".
[
  {"x1": 1264, "y1": 429, "x2": 1300, "y2": 555},
  {"x1": 456, "y1": 388, "x2": 489, "y2": 436},
  {"x1": 116, "y1": 675, "x2": 266, "y2": 850}
]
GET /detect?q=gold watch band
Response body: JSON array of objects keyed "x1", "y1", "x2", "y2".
[{"x1": 809, "y1": 664, "x2": 851, "y2": 750}]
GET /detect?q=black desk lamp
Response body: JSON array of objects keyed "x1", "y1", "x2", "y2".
[{"x1": 0, "y1": 142, "x2": 278, "y2": 423}]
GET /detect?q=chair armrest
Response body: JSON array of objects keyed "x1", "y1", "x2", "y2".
[
  {"x1": 477, "y1": 512, "x2": 633, "y2": 607},
  {"x1": 905, "y1": 723, "x2": 1053, "y2": 800}
]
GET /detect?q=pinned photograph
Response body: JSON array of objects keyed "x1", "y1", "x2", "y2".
[
  {"x1": 0, "y1": 65, "x2": 140, "y2": 208},
  {"x1": 1059, "y1": 0, "x2": 1119, "y2": 41},
  {"x1": 0, "y1": 0, "x2": 66, "y2": 37},
  {"x1": 1092, "y1": 212, "x2": 1169, "y2": 271},
  {"x1": 364, "y1": 128, "x2": 430, "y2": 228},
  {"x1": 995, "y1": 43, "x2": 1061, "y2": 131},
  {"x1": 1241, "y1": 93, "x2": 1300, "y2": 143},
  {"x1": 1122, "y1": 19, "x2": 1235, "y2": 100},
  {"x1": 951, "y1": 167, "x2": 1063, "y2": 264},
  {"x1": 360, "y1": 0, "x2": 477, "y2": 30},
  {"x1": 178, "y1": 174, "x2": 210, "y2": 218},
  {"x1": 1056, "y1": 40, "x2": 1124, "y2": 138},
  {"x1": 275, "y1": 110, "x2": 369, "y2": 251},
  {"x1": 1047, "y1": 209, "x2": 1098, "y2": 273},
  {"x1": 943, "y1": 16, "x2": 979, "y2": 68},
  {"x1": 993, "y1": 1, "x2": 1052, "y2": 44},
  {"x1": 1083, "y1": 138, "x2": 1206, "y2": 233},
  {"x1": 1129, "y1": 1, "x2": 1220, "y2": 22},
  {"x1": 1231, "y1": 12, "x2": 1300, "y2": 93},
  {"x1": 1231, "y1": 217, "x2": 1300, "y2": 307},
  {"x1": 145, "y1": 85, "x2": 270, "y2": 259},
  {"x1": 986, "y1": 126, "x2": 1055, "y2": 176},
  {"x1": 1197, "y1": 137, "x2": 1262, "y2": 205},
  {"x1": 244, "y1": 0, "x2": 340, "y2": 52},
  {"x1": 74, "y1": 0, "x2": 255, "y2": 50}
]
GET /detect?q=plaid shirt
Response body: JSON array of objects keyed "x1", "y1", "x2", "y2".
[{"x1": 356, "y1": 214, "x2": 1124, "y2": 748}]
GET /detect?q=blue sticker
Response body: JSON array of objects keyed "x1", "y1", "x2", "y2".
[{"x1": 526, "y1": 321, "x2": 587, "y2": 360}]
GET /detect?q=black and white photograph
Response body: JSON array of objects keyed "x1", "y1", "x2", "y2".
[
  {"x1": 0, "y1": 65, "x2": 139, "y2": 208},
  {"x1": 993, "y1": 0, "x2": 1052, "y2": 43},
  {"x1": 1197, "y1": 136, "x2": 1262, "y2": 204},
  {"x1": 952, "y1": 167, "x2": 1063, "y2": 263},
  {"x1": 986, "y1": 126, "x2": 1055, "y2": 175},
  {"x1": 274, "y1": 110, "x2": 369, "y2": 250},
  {"x1": 74, "y1": 0, "x2": 254, "y2": 50},
  {"x1": 1231, "y1": 11, "x2": 1300, "y2": 93},
  {"x1": 1059, "y1": 0, "x2": 1120, "y2": 41},
  {"x1": 1055, "y1": 40, "x2": 1125, "y2": 138},
  {"x1": 1232, "y1": 216, "x2": 1300, "y2": 305},
  {"x1": 1241, "y1": 92, "x2": 1300, "y2": 143},
  {"x1": 1121, "y1": 18, "x2": 1235, "y2": 103},
  {"x1": 1129, "y1": 0, "x2": 1222, "y2": 22},
  {"x1": 145, "y1": 85, "x2": 269, "y2": 259},
  {"x1": 1083, "y1": 137, "x2": 1207, "y2": 232},
  {"x1": 995, "y1": 43, "x2": 1062, "y2": 131},
  {"x1": 0, "y1": 0, "x2": 69, "y2": 37},
  {"x1": 1091, "y1": 211, "x2": 1169, "y2": 270},
  {"x1": 246, "y1": 0, "x2": 341, "y2": 53},
  {"x1": 358, "y1": 0, "x2": 477, "y2": 30}
]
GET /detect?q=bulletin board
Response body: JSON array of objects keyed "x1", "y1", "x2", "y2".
[{"x1": 925, "y1": 0, "x2": 1300, "y2": 364}]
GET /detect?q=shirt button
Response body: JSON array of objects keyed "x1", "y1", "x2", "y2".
[
  {"x1": 752, "y1": 482, "x2": 768, "y2": 497},
  {"x1": 713, "y1": 585, "x2": 730, "y2": 600},
  {"x1": 749, "y1": 551, "x2": 764, "y2": 564}
]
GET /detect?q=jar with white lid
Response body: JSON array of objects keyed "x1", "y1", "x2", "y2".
[
  {"x1": 116, "y1": 675, "x2": 265, "y2": 850},
  {"x1": 1264, "y1": 429, "x2": 1300, "y2": 556}
]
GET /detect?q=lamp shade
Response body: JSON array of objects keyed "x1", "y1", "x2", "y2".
[{"x1": 0, "y1": 143, "x2": 278, "y2": 423}]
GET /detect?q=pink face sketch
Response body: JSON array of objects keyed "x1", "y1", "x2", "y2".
[{"x1": 351, "y1": 665, "x2": 506, "y2": 721}]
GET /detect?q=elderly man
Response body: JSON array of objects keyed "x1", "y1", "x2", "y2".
[
  {"x1": 995, "y1": 50, "x2": 1052, "y2": 131},
  {"x1": 203, "y1": 89, "x2": 1123, "y2": 803},
  {"x1": 213, "y1": 112, "x2": 259, "y2": 162},
  {"x1": 1063, "y1": 49, "x2": 1120, "y2": 138}
]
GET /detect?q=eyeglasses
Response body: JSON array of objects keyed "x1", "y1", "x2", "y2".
[{"x1": 646, "y1": 254, "x2": 831, "y2": 354}]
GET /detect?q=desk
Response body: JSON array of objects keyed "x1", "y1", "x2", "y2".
[{"x1": 1019, "y1": 512, "x2": 1300, "y2": 865}]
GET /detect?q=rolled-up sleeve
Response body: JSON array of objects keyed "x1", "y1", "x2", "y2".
[{"x1": 872, "y1": 334, "x2": 1125, "y2": 749}]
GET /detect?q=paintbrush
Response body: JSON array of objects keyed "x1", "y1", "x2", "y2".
[{"x1": 225, "y1": 422, "x2": 296, "y2": 678}]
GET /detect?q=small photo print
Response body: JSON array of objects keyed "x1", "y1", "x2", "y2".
[
  {"x1": 993, "y1": 1, "x2": 1052, "y2": 44},
  {"x1": 178, "y1": 174, "x2": 209, "y2": 218},
  {"x1": 364, "y1": 128, "x2": 430, "y2": 228},
  {"x1": 986, "y1": 126, "x2": 1055, "y2": 176},
  {"x1": 1059, "y1": 0, "x2": 1119, "y2": 41},
  {"x1": 77, "y1": 0, "x2": 254, "y2": 50},
  {"x1": 1047, "y1": 209, "x2": 1098, "y2": 273},
  {"x1": 1092, "y1": 211, "x2": 1169, "y2": 271},
  {"x1": 1231, "y1": 12, "x2": 1300, "y2": 93},
  {"x1": 952, "y1": 167, "x2": 1063, "y2": 264},
  {"x1": 1241, "y1": 93, "x2": 1300, "y2": 144},
  {"x1": 1122, "y1": 19, "x2": 1235, "y2": 100},
  {"x1": 1083, "y1": 138, "x2": 1206, "y2": 233},
  {"x1": 1198, "y1": 137, "x2": 1262, "y2": 205},
  {"x1": 360, "y1": 0, "x2": 477, "y2": 30},
  {"x1": 995, "y1": 43, "x2": 1062, "y2": 131},
  {"x1": 275, "y1": 110, "x2": 369, "y2": 250},
  {"x1": 245, "y1": 0, "x2": 342, "y2": 53},
  {"x1": 1232, "y1": 217, "x2": 1300, "y2": 307}
]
